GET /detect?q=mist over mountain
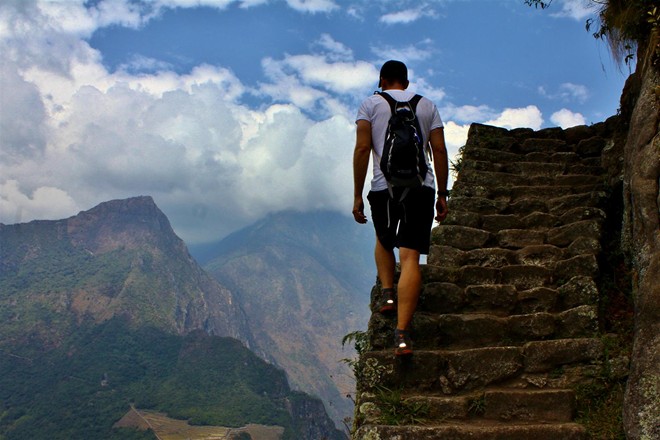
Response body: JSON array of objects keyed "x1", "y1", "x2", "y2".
[{"x1": 191, "y1": 210, "x2": 374, "y2": 426}]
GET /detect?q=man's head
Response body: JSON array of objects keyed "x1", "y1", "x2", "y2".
[{"x1": 379, "y1": 60, "x2": 409, "y2": 89}]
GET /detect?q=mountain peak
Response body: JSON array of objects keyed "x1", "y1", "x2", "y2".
[{"x1": 66, "y1": 196, "x2": 178, "y2": 254}]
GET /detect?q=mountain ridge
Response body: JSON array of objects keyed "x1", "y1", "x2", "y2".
[
  {"x1": 196, "y1": 209, "x2": 374, "y2": 428},
  {"x1": 0, "y1": 196, "x2": 348, "y2": 440}
]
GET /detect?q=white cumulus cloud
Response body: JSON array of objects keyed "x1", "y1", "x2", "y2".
[
  {"x1": 550, "y1": 108, "x2": 586, "y2": 128},
  {"x1": 486, "y1": 105, "x2": 544, "y2": 130},
  {"x1": 380, "y1": 8, "x2": 424, "y2": 24}
]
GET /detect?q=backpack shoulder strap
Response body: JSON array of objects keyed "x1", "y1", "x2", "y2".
[
  {"x1": 375, "y1": 91, "x2": 397, "y2": 114},
  {"x1": 409, "y1": 94, "x2": 422, "y2": 111},
  {"x1": 376, "y1": 91, "x2": 423, "y2": 113}
]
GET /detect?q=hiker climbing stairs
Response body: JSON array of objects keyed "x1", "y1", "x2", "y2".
[{"x1": 353, "y1": 123, "x2": 616, "y2": 440}]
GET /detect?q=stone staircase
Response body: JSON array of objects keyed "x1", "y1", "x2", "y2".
[{"x1": 353, "y1": 122, "x2": 617, "y2": 440}]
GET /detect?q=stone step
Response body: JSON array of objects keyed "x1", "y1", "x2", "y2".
[
  {"x1": 463, "y1": 147, "x2": 591, "y2": 167},
  {"x1": 360, "y1": 338, "x2": 603, "y2": 394},
  {"x1": 448, "y1": 192, "x2": 607, "y2": 218},
  {"x1": 422, "y1": 264, "x2": 552, "y2": 289},
  {"x1": 433, "y1": 221, "x2": 603, "y2": 252},
  {"x1": 368, "y1": 306, "x2": 598, "y2": 350},
  {"x1": 354, "y1": 422, "x2": 587, "y2": 440},
  {"x1": 484, "y1": 389, "x2": 576, "y2": 422},
  {"x1": 398, "y1": 388, "x2": 576, "y2": 423},
  {"x1": 455, "y1": 169, "x2": 603, "y2": 191},
  {"x1": 413, "y1": 276, "x2": 598, "y2": 315},
  {"x1": 461, "y1": 159, "x2": 604, "y2": 178},
  {"x1": 441, "y1": 208, "x2": 605, "y2": 235},
  {"x1": 430, "y1": 243, "x2": 596, "y2": 270}
]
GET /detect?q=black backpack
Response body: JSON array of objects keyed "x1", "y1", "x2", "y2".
[{"x1": 377, "y1": 92, "x2": 428, "y2": 194}]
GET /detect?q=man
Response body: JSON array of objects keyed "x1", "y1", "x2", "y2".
[{"x1": 352, "y1": 60, "x2": 449, "y2": 356}]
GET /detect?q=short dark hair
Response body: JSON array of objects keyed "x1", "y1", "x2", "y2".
[{"x1": 379, "y1": 60, "x2": 408, "y2": 84}]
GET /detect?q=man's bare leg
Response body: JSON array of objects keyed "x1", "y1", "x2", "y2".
[
  {"x1": 396, "y1": 247, "x2": 421, "y2": 330},
  {"x1": 374, "y1": 238, "x2": 396, "y2": 289}
]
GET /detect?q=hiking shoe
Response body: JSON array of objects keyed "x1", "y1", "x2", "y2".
[
  {"x1": 377, "y1": 288, "x2": 396, "y2": 314},
  {"x1": 394, "y1": 328, "x2": 413, "y2": 356}
]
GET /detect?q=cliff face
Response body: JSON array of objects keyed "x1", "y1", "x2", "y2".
[
  {"x1": 197, "y1": 210, "x2": 373, "y2": 428},
  {"x1": 620, "y1": 40, "x2": 660, "y2": 440},
  {"x1": 0, "y1": 196, "x2": 253, "y2": 346}
]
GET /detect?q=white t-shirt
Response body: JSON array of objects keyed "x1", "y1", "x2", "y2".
[{"x1": 356, "y1": 89, "x2": 444, "y2": 191}]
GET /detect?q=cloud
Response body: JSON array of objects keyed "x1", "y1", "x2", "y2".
[
  {"x1": 260, "y1": 54, "x2": 377, "y2": 102},
  {"x1": 551, "y1": 0, "x2": 595, "y2": 21},
  {"x1": 118, "y1": 54, "x2": 174, "y2": 74},
  {"x1": 0, "y1": 0, "x2": 362, "y2": 243},
  {"x1": 550, "y1": 108, "x2": 586, "y2": 128},
  {"x1": 485, "y1": 105, "x2": 543, "y2": 130},
  {"x1": 314, "y1": 34, "x2": 353, "y2": 61},
  {"x1": 285, "y1": 0, "x2": 338, "y2": 13},
  {"x1": 372, "y1": 39, "x2": 435, "y2": 63},
  {"x1": 380, "y1": 8, "x2": 424, "y2": 24},
  {"x1": 441, "y1": 104, "x2": 495, "y2": 124},
  {"x1": 1, "y1": 180, "x2": 79, "y2": 224},
  {"x1": 539, "y1": 82, "x2": 589, "y2": 103}
]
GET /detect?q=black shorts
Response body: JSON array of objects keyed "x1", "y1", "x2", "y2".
[{"x1": 367, "y1": 186, "x2": 435, "y2": 255}]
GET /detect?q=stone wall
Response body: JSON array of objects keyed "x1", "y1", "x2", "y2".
[{"x1": 621, "y1": 38, "x2": 660, "y2": 440}]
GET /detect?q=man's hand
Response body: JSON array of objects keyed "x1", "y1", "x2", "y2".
[
  {"x1": 352, "y1": 195, "x2": 368, "y2": 224},
  {"x1": 435, "y1": 196, "x2": 448, "y2": 222}
]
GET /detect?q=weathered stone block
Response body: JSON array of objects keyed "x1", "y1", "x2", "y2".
[
  {"x1": 419, "y1": 282, "x2": 465, "y2": 314},
  {"x1": 422, "y1": 265, "x2": 460, "y2": 284},
  {"x1": 516, "y1": 245, "x2": 565, "y2": 266},
  {"x1": 503, "y1": 161, "x2": 564, "y2": 177},
  {"x1": 553, "y1": 254, "x2": 599, "y2": 280},
  {"x1": 521, "y1": 212, "x2": 560, "y2": 229},
  {"x1": 482, "y1": 214, "x2": 523, "y2": 232},
  {"x1": 549, "y1": 151, "x2": 581, "y2": 163},
  {"x1": 546, "y1": 220, "x2": 602, "y2": 247},
  {"x1": 508, "y1": 312, "x2": 556, "y2": 341},
  {"x1": 448, "y1": 196, "x2": 507, "y2": 215},
  {"x1": 497, "y1": 229, "x2": 545, "y2": 248},
  {"x1": 500, "y1": 265, "x2": 551, "y2": 289},
  {"x1": 484, "y1": 389, "x2": 575, "y2": 422},
  {"x1": 547, "y1": 191, "x2": 607, "y2": 214},
  {"x1": 442, "y1": 347, "x2": 523, "y2": 392},
  {"x1": 354, "y1": 424, "x2": 588, "y2": 440},
  {"x1": 558, "y1": 276, "x2": 599, "y2": 309},
  {"x1": 428, "y1": 245, "x2": 466, "y2": 267},
  {"x1": 520, "y1": 138, "x2": 568, "y2": 153},
  {"x1": 463, "y1": 248, "x2": 516, "y2": 267},
  {"x1": 567, "y1": 237, "x2": 601, "y2": 256},
  {"x1": 463, "y1": 147, "x2": 520, "y2": 164},
  {"x1": 459, "y1": 169, "x2": 528, "y2": 187},
  {"x1": 576, "y1": 136, "x2": 606, "y2": 157},
  {"x1": 556, "y1": 305, "x2": 599, "y2": 338},
  {"x1": 553, "y1": 174, "x2": 603, "y2": 187},
  {"x1": 523, "y1": 338, "x2": 603, "y2": 373},
  {"x1": 465, "y1": 284, "x2": 517, "y2": 313},
  {"x1": 564, "y1": 124, "x2": 595, "y2": 144},
  {"x1": 459, "y1": 266, "x2": 500, "y2": 285},
  {"x1": 438, "y1": 314, "x2": 507, "y2": 348},
  {"x1": 508, "y1": 198, "x2": 548, "y2": 215},
  {"x1": 432, "y1": 225, "x2": 491, "y2": 250},
  {"x1": 441, "y1": 210, "x2": 481, "y2": 228},
  {"x1": 559, "y1": 206, "x2": 606, "y2": 225},
  {"x1": 518, "y1": 287, "x2": 558, "y2": 313}
]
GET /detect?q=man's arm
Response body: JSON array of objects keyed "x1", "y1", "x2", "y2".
[
  {"x1": 352, "y1": 119, "x2": 372, "y2": 224},
  {"x1": 429, "y1": 127, "x2": 449, "y2": 222}
]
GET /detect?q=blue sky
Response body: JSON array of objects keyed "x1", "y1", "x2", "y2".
[{"x1": 0, "y1": 0, "x2": 630, "y2": 243}]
